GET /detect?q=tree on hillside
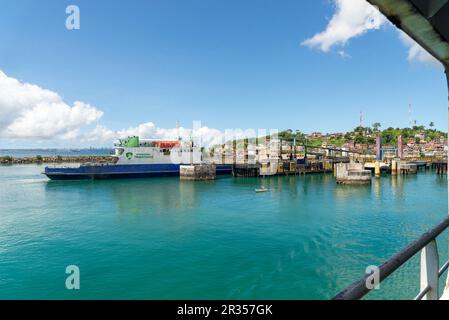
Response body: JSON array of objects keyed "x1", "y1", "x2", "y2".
[
  {"x1": 429, "y1": 122, "x2": 434, "y2": 129},
  {"x1": 381, "y1": 128, "x2": 397, "y2": 145},
  {"x1": 354, "y1": 134, "x2": 367, "y2": 144},
  {"x1": 372, "y1": 122, "x2": 381, "y2": 132},
  {"x1": 354, "y1": 126, "x2": 365, "y2": 135},
  {"x1": 344, "y1": 132, "x2": 352, "y2": 141}
]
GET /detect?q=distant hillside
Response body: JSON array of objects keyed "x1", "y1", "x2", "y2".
[{"x1": 277, "y1": 124, "x2": 446, "y2": 147}]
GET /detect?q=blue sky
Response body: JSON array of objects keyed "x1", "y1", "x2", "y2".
[{"x1": 0, "y1": 0, "x2": 447, "y2": 147}]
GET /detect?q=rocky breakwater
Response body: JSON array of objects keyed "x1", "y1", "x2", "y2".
[{"x1": 0, "y1": 155, "x2": 117, "y2": 165}]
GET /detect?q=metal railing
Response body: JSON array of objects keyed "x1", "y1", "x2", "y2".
[{"x1": 333, "y1": 216, "x2": 449, "y2": 300}]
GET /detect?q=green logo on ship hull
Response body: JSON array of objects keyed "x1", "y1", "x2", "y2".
[{"x1": 125, "y1": 152, "x2": 133, "y2": 160}]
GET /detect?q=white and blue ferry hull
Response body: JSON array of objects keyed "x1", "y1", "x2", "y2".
[{"x1": 44, "y1": 163, "x2": 232, "y2": 180}]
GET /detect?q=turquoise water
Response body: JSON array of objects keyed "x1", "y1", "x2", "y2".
[{"x1": 0, "y1": 164, "x2": 448, "y2": 300}]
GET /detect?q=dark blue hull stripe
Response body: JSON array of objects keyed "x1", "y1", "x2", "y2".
[{"x1": 44, "y1": 164, "x2": 232, "y2": 180}]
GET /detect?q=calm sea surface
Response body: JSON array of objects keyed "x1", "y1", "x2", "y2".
[{"x1": 0, "y1": 164, "x2": 447, "y2": 299}]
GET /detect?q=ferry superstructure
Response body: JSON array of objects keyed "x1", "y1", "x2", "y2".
[{"x1": 44, "y1": 136, "x2": 231, "y2": 180}]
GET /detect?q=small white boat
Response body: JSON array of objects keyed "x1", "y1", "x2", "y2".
[{"x1": 255, "y1": 187, "x2": 268, "y2": 193}]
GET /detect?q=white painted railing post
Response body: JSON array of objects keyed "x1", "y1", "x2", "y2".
[{"x1": 420, "y1": 240, "x2": 439, "y2": 300}]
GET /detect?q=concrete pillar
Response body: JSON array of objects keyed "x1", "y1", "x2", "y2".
[
  {"x1": 397, "y1": 135, "x2": 403, "y2": 159},
  {"x1": 324, "y1": 160, "x2": 330, "y2": 171},
  {"x1": 375, "y1": 161, "x2": 380, "y2": 178},
  {"x1": 391, "y1": 159, "x2": 397, "y2": 176},
  {"x1": 376, "y1": 136, "x2": 382, "y2": 160},
  {"x1": 278, "y1": 161, "x2": 283, "y2": 174}
]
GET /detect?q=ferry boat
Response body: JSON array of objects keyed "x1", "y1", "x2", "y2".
[{"x1": 44, "y1": 136, "x2": 232, "y2": 180}]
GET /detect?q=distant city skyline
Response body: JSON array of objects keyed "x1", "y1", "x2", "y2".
[{"x1": 0, "y1": 0, "x2": 447, "y2": 148}]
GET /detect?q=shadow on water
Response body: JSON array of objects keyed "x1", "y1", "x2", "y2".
[{"x1": 45, "y1": 177, "x2": 202, "y2": 216}]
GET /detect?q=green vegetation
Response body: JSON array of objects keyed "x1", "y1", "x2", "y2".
[
  {"x1": 0, "y1": 156, "x2": 13, "y2": 162},
  {"x1": 214, "y1": 123, "x2": 445, "y2": 150},
  {"x1": 275, "y1": 123, "x2": 446, "y2": 147},
  {"x1": 377, "y1": 125, "x2": 444, "y2": 145},
  {"x1": 372, "y1": 122, "x2": 381, "y2": 132}
]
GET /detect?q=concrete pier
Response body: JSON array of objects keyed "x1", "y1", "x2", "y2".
[
  {"x1": 399, "y1": 162, "x2": 417, "y2": 175},
  {"x1": 232, "y1": 164, "x2": 260, "y2": 177},
  {"x1": 180, "y1": 164, "x2": 216, "y2": 180},
  {"x1": 234, "y1": 159, "x2": 339, "y2": 177},
  {"x1": 336, "y1": 163, "x2": 371, "y2": 185},
  {"x1": 432, "y1": 160, "x2": 447, "y2": 175}
]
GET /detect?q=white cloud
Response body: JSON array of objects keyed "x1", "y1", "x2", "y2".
[
  {"x1": 338, "y1": 50, "x2": 351, "y2": 59},
  {"x1": 398, "y1": 31, "x2": 441, "y2": 67},
  {"x1": 81, "y1": 125, "x2": 116, "y2": 143},
  {"x1": 302, "y1": 0, "x2": 440, "y2": 67},
  {"x1": 78, "y1": 121, "x2": 266, "y2": 148},
  {"x1": 81, "y1": 122, "x2": 228, "y2": 148},
  {"x1": 302, "y1": 0, "x2": 386, "y2": 52},
  {"x1": 0, "y1": 71, "x2": 240, "y2": 148},
  {"x1": 0, "y1": 71, "x2": 103, "y2": 139}
]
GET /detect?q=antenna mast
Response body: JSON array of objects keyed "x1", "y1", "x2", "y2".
[{"x1": 409, "y1": 104, "x2": 412, "y2": 128}]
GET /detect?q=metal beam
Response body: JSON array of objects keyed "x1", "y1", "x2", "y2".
[
  {"x1": 367, "y1": 0, "x2": 449, "y2": 66},
  {"x1": 445, "y1": 67, "x2": 449, "y2": 216}
]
